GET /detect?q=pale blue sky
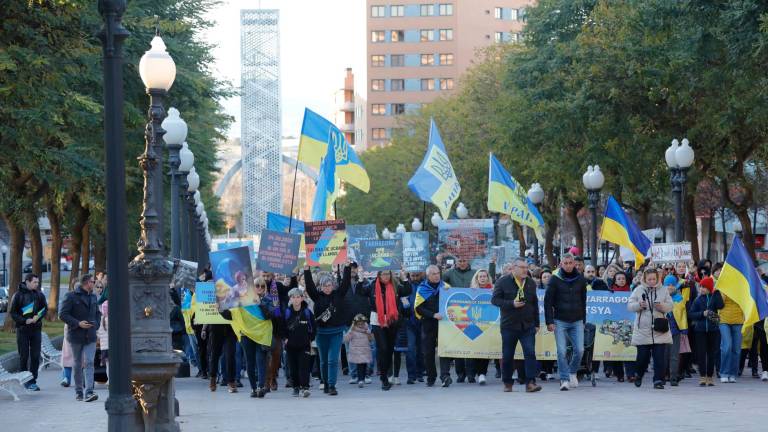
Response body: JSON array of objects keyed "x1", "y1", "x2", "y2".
[{"x1": 205, "y1": 0, "x2": 366, "y2": 138}]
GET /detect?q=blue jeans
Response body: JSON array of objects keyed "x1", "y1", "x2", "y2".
[
  {"x1": 406, "y1": 321, "x2": 424, "y2": 380},
  {"x1": 241, "y1": 337, "x2": 269, "y2": 390},
  {"x1": 70, "y1": 341, "x2": 97, "y2": 395},
  {"x1": 184, "y1": 333, "x2": 199, "y2": 367},
  {"x1": 316, "y1": 328, "x2": 344, "y2": 387},
  {"x1": 719, "y1": 324, "x2": 743, "y2": 378},
  {"x1": 502, "y1": 326, "x2": 537, "y2": 384},
  {"x1": 554, "y1": 319, "x2": 584, "y2": 380},
  {"x1": 61, "y1": 367, "x2": 72, "y2": 384}
]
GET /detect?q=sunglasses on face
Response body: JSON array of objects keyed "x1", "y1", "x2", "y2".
[{"x1": 255, "y1": 284, "x2": 267, "y2": 288}]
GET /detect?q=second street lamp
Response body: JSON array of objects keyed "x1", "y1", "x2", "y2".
[
  {"x1": 528, "y1": 183, "x2": 545, "y2": 264},
  {"x1": 665, "y1": 138, "x2": 695, "y2": 243},
  {"x1": 583, "y1": 165, "x2": 605, "y2": 266},
  {"x1": 162, "y1": 108, "x2": 188, "y2": 259},
  {"x1": 178, "y1": 143, "x2": 194, "y2": 260}
]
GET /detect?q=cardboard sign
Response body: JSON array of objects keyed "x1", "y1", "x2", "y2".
[
  {"x1": 209, "y1": 246, "x2": 257, "y2": 311},
  {"x1": 192, "y1": 282, "x2": 228, "y2": 324},
  {"x1": 346, "y1": 224, "x2": 378, "y2": 261},
  {"x1": 438, "y1": 219, "x2": 494, "y2": 270},
  {"x1": 649, "y1": 242, "x2": 692, "y2": 264},
  {"x1": 304, "y1": 219, "x2": 347, "y2": 268},
  {"x1": 359, "y1": 239, "x2": 403, "y2": 271},
  {"x1": 402, "y1": 231, "x2": 430, "y2": 272},
  {"x1": 256, "y1": 229, "x2": 301, "y2": 274}
]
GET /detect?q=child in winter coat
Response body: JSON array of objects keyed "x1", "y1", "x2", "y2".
[
  {"x1": 284, "y1": 288, "x2": 316, "y2": 397},
  {"x1": 344, "y1": 314, "x2": 374, "y2": 387}
]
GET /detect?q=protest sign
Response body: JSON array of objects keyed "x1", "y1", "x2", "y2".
[
  {"x1": 588, "y1": 292, "x2": 637, "y2": 361},
  {"x1": 438, "y1": 219, "x2": 494, "y2": 270},
  {"x1": 438, "y1": 286, "x2": 501, "y2": 359},
  {"x1": 359, "y1": 239, "x2": 403, "y2": 271},
  {"x1": 649, "y1": 242, "x2": 692, "y2": 264},
  {"x1": 209, "y1": 246, "x2": 257, "y2": 311},
  {"x1": 346, "y1": 224, "x2": 378, "y2": 261},
  {"x1": 403, "y1": 231, "x2": 430, "y2": 272},
  {"x1": 256, "y1": 229, "x2": 301, "y2": 274},
  {"x1": 304, "y1": 219, "x2": 347, "y2": 268},
  {"x1": 193, "y1": 282, "x2": 228, "y2": 324}
]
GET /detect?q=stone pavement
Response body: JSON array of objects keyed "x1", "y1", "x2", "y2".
[{"x1": 2, "y1": 367, "x2": 766, "y2": 431}]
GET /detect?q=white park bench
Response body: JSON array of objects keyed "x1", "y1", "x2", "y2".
[
  {"x1": 0, "y1": 363, "x2": 33, "y2": 401},
  {"x1": 40, "y1": 332, "x2": 63, "y2": 371}
]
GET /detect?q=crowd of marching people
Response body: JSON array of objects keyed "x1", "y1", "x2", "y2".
[{"x1": 8, "y1": 253, "x2": 768, "y2": 401}]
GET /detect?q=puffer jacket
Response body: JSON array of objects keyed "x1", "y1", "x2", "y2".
[
  {"x1": 544, "y1": 268, "x2": 587, "y2": 325},
  {"x1": 689, "y1": 291, "x2": 724, "y2": 333},
  {"x1": 628, "y1": 284, "x2": 673, "y2": 345},
  {"x1": 343, "y1": 325, "x2": 373, "y2": 363},
  {"x1": 9, "y1": 283, "x2": 47, "y2": 330},
  {"x1": 59, "y1": 286, "x2": 102, "y2": 345}
]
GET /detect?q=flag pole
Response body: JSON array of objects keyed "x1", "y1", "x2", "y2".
[{"x1": 288, "y1": 156, "x2": 300, "y2": 233}]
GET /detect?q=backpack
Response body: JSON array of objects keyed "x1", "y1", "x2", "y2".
[{"x1": 285, "y1": 306, "x2": 313, "y2": 334}]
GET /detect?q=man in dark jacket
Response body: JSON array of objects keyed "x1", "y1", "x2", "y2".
[
  {"x1": 415, "y1": 265, "x2": 453, "y2": 387},
  {"x1": 9, "y1": 273, "x2": 47, "y2": 391},
  {"x1": 59, "y1": 274, "x2": 101, "y2": 402},
  {"x1": 441, "y1": 258, "x2": 475, "y2": 382},
  {"x1": 405, "y1": 271, "x2": 425, "y2": 384},
  {"x1": 492, "y1": 258, "x2": 541, "y2": 393},
  {"x1": 544, "y1": 253, "x2": 587, "y2": 391},
  {"x1": 584, "y1": 265, "x2": 609, "y2": 291}
]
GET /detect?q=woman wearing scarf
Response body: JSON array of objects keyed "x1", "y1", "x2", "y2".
[{"x1": 369, "y1": 269, "x2": 412, "y2": 390}]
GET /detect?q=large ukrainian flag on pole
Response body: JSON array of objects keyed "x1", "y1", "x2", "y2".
[
  {"x1": 487, "y1": 154, "x2": 545, "y2": 241},
  {"x1": 715, "y1": 236, "x2": 768, "y2": 332},
  {"x1": 600, "y1": 195, "x2": 652, "y2": 269},
  {"x1": 310, "y1": 137, "x2": 340, "y2": 221},
  {"x1": 407, "y1": 119, "x2": 461, "y2": 219},
  {"x1": 298, "y1": 108, "x2": 370, "y2": 193}
]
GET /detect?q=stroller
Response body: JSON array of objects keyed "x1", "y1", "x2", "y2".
[{"x1": 565, "y1": 322, "x2": 597, "y2": 387}]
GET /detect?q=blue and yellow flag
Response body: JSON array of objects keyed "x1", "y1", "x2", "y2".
[
  {"x1": 267, "y1": 212, "x2": 305, "y2": 234},
  {"x1": 407, "y1": 119, "x2": 461, "y2": 219},
  {"x1": 311, "y1": 138, "x2": 340, "y2": 221},
  {"x1": 298, "y1": 108, "x2": 370, "y2": 193},
  {"x1": 229, "y1": 304, "x2": 273, "y2": 347},
  {"x1": 22, "y1": 301, "x2": 34, "y2": 316},
  {"x1": 715, "y1": 237, "x2": 768, "y2": 331},
  {"x1": 414, "y1": 280, "x2": 442, "y2": 319},
  {"x1": 600, "y1": 195, "x2": 652, "y2": 269},
  {"x1": 487, "y1": 153, "x2": 545, "y2": 241}
]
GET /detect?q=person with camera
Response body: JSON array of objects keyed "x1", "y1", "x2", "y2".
[
  {"x1": 689, "y1": 276, "x2": 723, "y2": 386},
  {"x1": 627, "y1": 268, "x2": 673, "y2": 389},
  {"x1": 304, "y1": 261, "x2": 352, "y2": 396},
  {"x1": 492, "y1": 258, "x2": 541, "y2": 393},
  {"x1": 59, "y1": 274, "x2": 101, "y2": 402},
  {"x1": 9, "y1": 273, "x2": 47, "y2": 391}
]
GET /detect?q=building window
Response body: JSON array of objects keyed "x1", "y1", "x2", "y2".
[
  {"x1": 391, "y1": 30, "x2": 404, "y2": 42},
  {"x1": 495, "y1": 32, "x2": 503, "y2": 43},
  {"x1": 420, "y1": 4, "x2": 434, "y2": 16},
  {"x1": 391, "y1": 103, "x2": 405, "y2": 115},
  {"x1": 510, "y1": 8, "x2": 519, "y2": 21},
  {"x1": 494, "y1": 7, "x2": 502, "y2": 19},
  {"x1": 372, "y1": 128, "x2": 387, "y2": 140},
  {"x1": 439, "y1": 78, "x2": 454, "y2": 90},
  {"x1": 372, "y1": 104, "x2": 386, "y2": 115},
  {"x1": 371, "y1": 5, "x2": 386, "y2": 17},
  {"x1": 439, "y1": 53, "x2": 454, "y2": 65},
  {"x1": 371, "y1": 79, "x2": 385, "y2": 91},
  {"x1": 421, "y1": 78, "x2": 435, "y2": 91},
  {"x1": 439, "y1": 29, "x2": 453, "y2": 41},
  {"x1": 390, "y1": 5, "x2": 404, "y2": 17},
  {"x1": 371, "y1": 55, "x2": 385, "y2": 67},
  {"x1": 371, "y1": 31, "x2": 385, "y2": 43},
  {"x1": 439, "y1": 3, "x2": 453, "y2": 16},
  {"x1": 390, "y1": 54, "x2": 404, "y2": 67},
  {"x1": 420, "y1": 29, "x2": 434, "y2": 42},
  {"x1": 421, "y1": 54, "x2": 435, "y2": 66},
  {"x1": 511, "y1": 33, "x2": 520, "y2": 43},
  {"x1": 391, "y1": 79, "x2": 405, "y2": 91}
]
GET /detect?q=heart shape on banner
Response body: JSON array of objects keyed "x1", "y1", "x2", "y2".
[{"x1": 445, "y1": 291, "x2": 499, "y2": 340}]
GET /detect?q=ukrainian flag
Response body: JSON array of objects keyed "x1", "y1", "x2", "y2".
[
  {"x1": 600, "y1": 195, "x2": 652, "y2": 269},
  {"x1": 229, "y1": 305, "x2": 273, "y2": 347},
  {"x1": 310, "y1": 138, "x2": 340, "y2": 221},
  {"x1": 22, "y1": 301, "x2": 34, "y2": 316},
  {"x1": 407, "y1": 119, "x2": 461, "y2": 219},
  {"x1": 414, "y1": 280, "x2": 441, "y2": 319},
  {"x1": 487, "y1": 153, "x2": 545, "y2": 241},
  {"x1": 715, "y1": 237, "x2": 768, "y2": 331},
  {"x1": 266, "y1": 212, "x2": 304, "y2": 234},
  {"x1": 298, "y1": 108, "x2": 370, "y2": 193}
]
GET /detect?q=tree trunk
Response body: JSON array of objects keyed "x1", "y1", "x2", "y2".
[
  {"x1": 2, "y1": 214, "x2": 25, "y2": 331},
  {"x1": 685, "y1": 193, "x2": 700, "y2": 264},
  {"x1": 46, "y1": 205, "x2": 63, "y2": 320},
  {"x1": 565, "y1": 201, "x2": 584, "y2": 256},
  {"x1": 29, "y1": 215, "x2": 43, "y2": 276},
  {"x1": 80, "y1": 221, "x2": 90, "y2": 275},
  {"x1": 735, "y1": 208, "x2": 756, "y2": 260},
  {"x1": 92, "y1": 227, "x2": 106, "y2": 274},
  {"x1": 68, "y1": 202, "x2": 87, "y2": 291},
  {"x1": 637, "y1": 203, "x2": 651, "y2": 230},
  {"x1": 706, "y1": 208, "x2": 715, "y2": 260},
  {"x1": 514, "y1": 222, "x2": 527, "y2": 257},
  {"x1": 544, "y1": 222, "x2": 556, "y2": 266}
]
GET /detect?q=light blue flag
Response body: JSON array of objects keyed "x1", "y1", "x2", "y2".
[
  {"x1": 266, "y1": 212, "x2": 305, "y2": 234},
  {"x1": 407, "y1": 119, "x2": 461, "y2": 219},
  {"x1": 311, "y1": 139, "x2": 339, "y2": 221}
]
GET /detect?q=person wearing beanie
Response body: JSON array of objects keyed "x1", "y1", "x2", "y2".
[
  {"x1": 689, "y1": 277, "x2": 723, "y2": 386},
  {"x1": 663, "y1": 269, "x2": 691, "y2": 387}
]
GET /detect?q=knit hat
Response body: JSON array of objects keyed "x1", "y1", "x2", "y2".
[
  {"x1": 663, "y1": 275, "x2": 678, "y2": 288},
  {"x1": 700, "y1": 276, "x2": 715, "y2": 293}
]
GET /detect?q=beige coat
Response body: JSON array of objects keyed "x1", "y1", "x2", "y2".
[{"x1": 628, "y1": 284, "x2": 673, "y2": 346}]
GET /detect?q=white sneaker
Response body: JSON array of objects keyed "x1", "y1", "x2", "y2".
[
  {"x1": 546, "y1": 373, "x2": 554, "y2": 381},
  {"x1": 512, "y1": 371, "x2": 518, "y2": 380},
  {"x1": 559, "y1": 380, "x2": 569, "y2": 391},
  {"x1": 569, "y1": 374, "x2": 579, "y2": 388},
  {"x1": 761, "y1": 371, "x2": 768, "y2": 382},
  {"x1": 720, "y1": 377, "x2": 728, "y2": 383},
  {"x1": 728, "y1": 376, "x2": 736, "y2": 383},
  {"x1": 478, "y1": 374, "x2": 487, "y2": 385},
  {"x1": 364, "y1": 377, "x2": 372, "y2": 384},
  {"x1": 319, "y1": 383, "x2": 325, "y2": 390},
  {"x1": 349, "y1": 377, "x2": 357, "y2": 385},
  {"x1": 391, "y1": 377, "x2": 400, "y2": 385}
]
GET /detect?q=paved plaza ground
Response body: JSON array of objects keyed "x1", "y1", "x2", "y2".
[{"x1": 3, "y1": 366, "x2": 766, "y2": 431}]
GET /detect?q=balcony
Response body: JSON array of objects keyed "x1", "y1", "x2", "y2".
[
  {"x1": 339, "y1": 123, "x2": 354, "y2": 133},
  {"x1": 338, "y1": 100, "x2": 355, "y2": 112}
]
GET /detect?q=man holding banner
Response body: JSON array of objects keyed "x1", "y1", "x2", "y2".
[
  {"x1": 415, "y1": 265, "x2": 451, "y2": 387},
  {"x1": 492, "y1": 258, "x2": 541, "y2": 393}
]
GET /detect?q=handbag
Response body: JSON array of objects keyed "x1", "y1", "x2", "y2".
[
  {"x1": 316, "y1": 304, "x2": 335, "y2": 323},
  {"x1": 653, "y1": 317, "x2": 670, "y2": 333},
  {"x1": 706, "y1": 311, "x2": 720, "y2": 326}
]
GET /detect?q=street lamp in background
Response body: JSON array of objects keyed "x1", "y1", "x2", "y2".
[
  {"x1": 456, "y1": 202, "x2": 469, "y2": 219},
  {"x1": 665, "y1": 138, "x2": 695, "y2": 243},
  {"x1": 178, "y1": 143, "x2": 194, "y2": 260},
  {"x1": 528, "y1": 183, "x2": 545, "y2": 264},
  {"x1": 162, "y1": 108, "x2": 187, "y2": 259},
  {"x1": 382, "y1": 227, "x2": 391, "y2": 240},
  {"x1": 396, "y1": 223, "x2": 407, "y2": 236},
  {"x1": 583, "y1": 165, "x2": 605, "y2": 266},
  {"x1": 186, "y1": 168, "x2": 200, "y2": 262},
  {"x1": 411, "y1": 218, "x2": 423, "y2": 232}
]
